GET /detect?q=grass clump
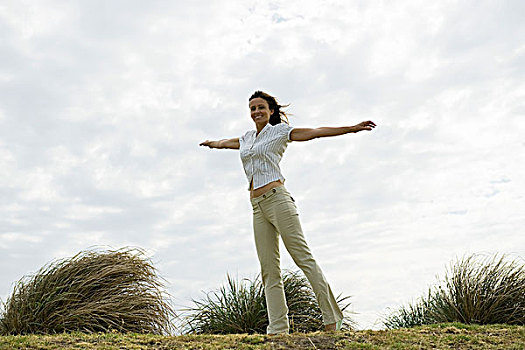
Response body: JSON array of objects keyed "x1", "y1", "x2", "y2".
[
  {"x1": 0, "y1": 247, "x2": 175, "y2": 335},
  {"x1": 178, "y1": 269, "x2": 352, "y2": 334},
  {"x1": 384, "y1": 253, "x2": 525, "y2": 328}
]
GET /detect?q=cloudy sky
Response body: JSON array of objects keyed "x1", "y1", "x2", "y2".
[{"x1": 1, "y1": 0, "x2": 524, "y2": 331}]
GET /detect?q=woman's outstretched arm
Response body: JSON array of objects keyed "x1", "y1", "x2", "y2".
[
  {"x1": 199, "y1": 137, "x2": 240, "y2": 149},
  {"x1": 290, "y1": 121, "x2": 376, "y2": 142}
]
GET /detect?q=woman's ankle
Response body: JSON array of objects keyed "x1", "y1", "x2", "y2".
[{"x1": 267, "y1": 332, "x2": 288, "y2": 336}]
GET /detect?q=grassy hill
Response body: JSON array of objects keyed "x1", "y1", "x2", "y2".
[{"x1": 0, "y1": 323, "x2": 523, "y2": 349}]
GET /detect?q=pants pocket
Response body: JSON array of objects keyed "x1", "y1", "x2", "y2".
[{"x1": 275, "y1": 196, "x2": 298, "y2": 217}]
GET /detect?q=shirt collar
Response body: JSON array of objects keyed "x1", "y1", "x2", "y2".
[{"x1": 255, "y1": 122, "x2": 271, "y2": 138}]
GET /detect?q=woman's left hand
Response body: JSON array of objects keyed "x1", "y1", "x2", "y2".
[{"x1": 354, "y1": 121, "x2": 376, "y2": 132}]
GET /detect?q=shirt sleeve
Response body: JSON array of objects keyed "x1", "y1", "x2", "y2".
[{"x1": 278, "y1": 123, "x2": 294, "y2": 142}]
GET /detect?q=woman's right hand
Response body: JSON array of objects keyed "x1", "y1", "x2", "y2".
[{"x1": 199, "y1": 140, "x2": 215, "y2": 148}]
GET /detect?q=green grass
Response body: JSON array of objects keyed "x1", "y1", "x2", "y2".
[
  {"x1": 177, "y1": 269, "x2": 353, "y2": 334},
  {"x1": 0, "y1": 324, "x2": 523, "y2": 349}
]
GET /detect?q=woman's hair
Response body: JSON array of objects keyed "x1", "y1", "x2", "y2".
[{"x1": 249, "y1": 90, "x2": 290, "y2": 125}]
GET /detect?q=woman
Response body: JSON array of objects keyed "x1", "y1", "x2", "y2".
[{"x1": 200, "y1": 91, "x2": 376, "y2": 335}]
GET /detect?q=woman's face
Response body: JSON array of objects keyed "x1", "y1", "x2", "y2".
[{"x1": 249, "y1": 97, "x2": 274, "y2": 125}]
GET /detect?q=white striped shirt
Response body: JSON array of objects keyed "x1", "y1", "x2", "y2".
[{"x1": 239, "y1": 122, "x2": 294, "y2": 190}]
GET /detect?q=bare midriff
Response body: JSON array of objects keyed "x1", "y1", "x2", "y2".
[{"x1": 250, "y1": 179, "x2": 284, "y2": 199}]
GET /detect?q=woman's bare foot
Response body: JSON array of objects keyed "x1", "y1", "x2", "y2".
[{"x1": 324, "y1": 322, "x2": 336, "y2": 332}]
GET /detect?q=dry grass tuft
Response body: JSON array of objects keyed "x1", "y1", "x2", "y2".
[
  {"x1": 0, "y1": 247, "x2": 176, "y2": 335},
  {"x1": 432, "y1": 253, "x2": 525, "y2": 325},
  {"x1": 384, "y1": 253, "x2": 525, "y2": 328}
]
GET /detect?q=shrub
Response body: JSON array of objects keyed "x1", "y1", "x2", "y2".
[
  {"x1": 384, "y1": 254, "x2": 525, "y2": 328},
  {"x1": 179, "y1": 269, "x2": 352, "y2": 334},
  {"x1": 0, "y1": 247, "x2": 176, "y2": 335}
]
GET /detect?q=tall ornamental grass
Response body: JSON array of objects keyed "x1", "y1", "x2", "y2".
[
  {"x1": 384, "y1": 254, "x2": 525, "y2": 328},
  {"x1": 0, "y1": 247, "x2": 176, "y2": 335},
  {"x1": 179, "y1": 269, "x2": 352, "y2": 334}
]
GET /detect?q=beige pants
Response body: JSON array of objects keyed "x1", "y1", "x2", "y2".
[{"x1": 250, "y1": 185, "x2": 344, "y2": 334}]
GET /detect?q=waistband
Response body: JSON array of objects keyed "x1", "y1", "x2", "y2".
[{"x1": 250, "y1": 185, "x2": 289, "y2": 205}]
